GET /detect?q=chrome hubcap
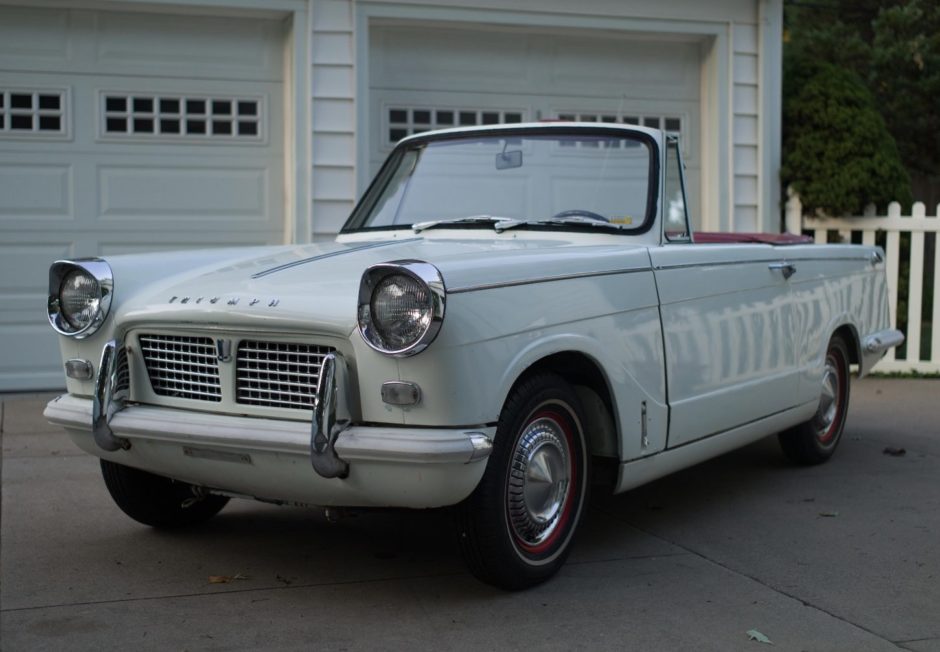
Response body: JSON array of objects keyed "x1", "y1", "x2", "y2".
[
  {"x1": 813, "y1": 357, "x2": 840, "y2": 440},
  {"x1": 508, "y1": 416, "x2": 571, "y2": 548}
]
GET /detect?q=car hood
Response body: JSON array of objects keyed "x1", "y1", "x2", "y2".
[{"x1": 115, "y1": 235, "x2": 650, "y2": 336}]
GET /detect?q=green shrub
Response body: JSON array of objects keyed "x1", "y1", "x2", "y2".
[{"x1": 781, "y1": 62, "x2": 912, "y2": 216}]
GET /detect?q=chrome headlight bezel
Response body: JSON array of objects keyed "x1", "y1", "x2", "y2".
[
  {"x1": 48, "y1": 259, "x2": 114, "y2": 339},
  {"x1": 357, "y1": 260, "x2": 446, "y2": 357}
]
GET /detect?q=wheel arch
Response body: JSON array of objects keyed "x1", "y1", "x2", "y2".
[
  {"x1": 832, "y1": 322, "x2": 861, "y2": 367},
  {"x1": 501, "y1": 348, "x2": 620, "y2": 467}
]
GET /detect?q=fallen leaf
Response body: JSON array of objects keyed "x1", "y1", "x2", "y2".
[
  {"x1": 208, "y1": 574, "x2": 249, "y2": 584},
  {"x1": 883, "y1": 447, "x2": 906, "y2": 457},
  {"x1": 747, "y1": 629, "x2": 774, "y2": 645},
  {"x1": 819, "y1": 511, "x2": 839, "y2": 518}
]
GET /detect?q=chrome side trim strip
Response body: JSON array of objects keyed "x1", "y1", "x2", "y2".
[
  {"x1": 252, "y1": 239, "x2": 421, "y2": 279},
  {"x1": 654, "y1": 255, "x2": 875, "y2": 272},
  {"x1": 447, "y1": 266, "x2": 649, "y2": 294},
  {"x1": 92, "y1": 339, "x2": 129, "y2": 452},
  {"x1": 310, "y1": 353, "x2": 351, "y2": 478}
]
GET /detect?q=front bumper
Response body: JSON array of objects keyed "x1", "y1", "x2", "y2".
[{"x1": 45, "y1": 394, "x2": 493, "y2": 508}]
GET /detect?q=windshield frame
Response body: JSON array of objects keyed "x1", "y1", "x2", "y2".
[{"x1": 340, "y1": 124, "x2": 661, "y2": 236}]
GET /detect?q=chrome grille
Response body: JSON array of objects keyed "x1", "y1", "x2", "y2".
[
  {"x1": 139, "y1": 334, "x2": 221, "y2": 402},
  {"x1": 236, "y1": 340, "x2": 334, "y2": 410}
]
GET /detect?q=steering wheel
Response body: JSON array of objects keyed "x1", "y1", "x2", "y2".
[{"x1": 552, "y1": 209, "x2": 610, "y2": 223}]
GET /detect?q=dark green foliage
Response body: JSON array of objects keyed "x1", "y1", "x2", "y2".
[
  {"x1": 871, "y1": 2, "x2": 940, "y2": 176},
  {"x1": 782, "y1": 0, "x2": 939, "y2": 211},
  {"x1": 781, "y1": 63, "x2": 911, "y2": 216}
]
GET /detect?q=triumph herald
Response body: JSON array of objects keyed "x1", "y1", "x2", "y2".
[{"x1": 45, "y1": 123, "x2": 903, "y2": 589}]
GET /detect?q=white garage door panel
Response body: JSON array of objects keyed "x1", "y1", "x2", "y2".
[
  {"x1": 0, "y1": 6, "x2": 69, "y2": 64},
  {"x1": 546, "y1": 40, "x2": 700, "y2": 100},
  {"x1": 0, "y1": 164, "x2": 72, "y2": 218},
  {"x1": 99, "y1": 166, "x2": 268, "y2": 219},
  {"x1": 371, "y1": 28, "x2": 532, "y2": 92},
  {"x1": 0, "y1": 241, "x2": 75, "y2": 389},
  {"x1": 0, "y1": 6, "x2": 284, "y2": 81},
  {"x1": 0, "y1": 325, "x2": 63, "y2": 389},
  {"x1": 0, "y1": 5, "x2": 286, "y2": 391},
  {"x1": 372, "y1": 26, "x2": 700, "y2": 100}
]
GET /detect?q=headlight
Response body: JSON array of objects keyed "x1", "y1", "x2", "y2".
[
  {"x1": 358, "y1": 261, "x2": 445, "y2": 356},
  {"x1": 48, "y1": 259, "x2": 113, "y2": 338}
]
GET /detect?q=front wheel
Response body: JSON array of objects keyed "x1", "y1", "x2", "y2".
[
  {"x1": 778, "y1": 335, "x2": 851, "y2": 465},
  {"x1": 456, "y1": 373, "x2": 590, "y2": 590},
  {"x1": 101, "y1": 460, "x2": 229, "y2": 528}
]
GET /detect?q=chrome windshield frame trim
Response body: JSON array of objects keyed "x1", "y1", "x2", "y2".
[{"x1": 48, "y1": 258, "x2": 114, "y2": 339}]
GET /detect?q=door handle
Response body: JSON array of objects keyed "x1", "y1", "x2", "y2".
[{"x1": 768, "y1": 262, "x2": 796, "y2": 280}]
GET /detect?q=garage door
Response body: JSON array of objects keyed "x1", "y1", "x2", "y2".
[
  {"x1": 368, "y1": 24, "x2": 701, "y2": 227},
  {"x1": 0, "y1": 6, "x2": 286, "y2": 391}
]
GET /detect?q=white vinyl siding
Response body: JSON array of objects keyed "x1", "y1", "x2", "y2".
[
  {"x1": 311, "y1": 0, "x2": 358, "y2": 239},
  {"x1": 732, "y1": 22, "x2": 761, "y2": 231}
]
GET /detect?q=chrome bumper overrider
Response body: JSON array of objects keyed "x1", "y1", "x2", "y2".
[
  {"x1": 92, "y1": 339, "x2": 128, "y2": 452},
  {"x1": 311, "y1": 353, "x2": 350, "y2": 478}
]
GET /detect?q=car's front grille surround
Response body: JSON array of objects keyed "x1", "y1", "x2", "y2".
[
  {"x1": 236, "y1": 340, "x2": 334, "y2": 410},
  {"x1": 139, "y1": 334, "x2": 222, "y2": 402},
  {"x1": 135, "y1": 332, "x2": 334, "y2": 412}
]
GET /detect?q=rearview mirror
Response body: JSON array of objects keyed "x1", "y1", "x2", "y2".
[{"x1": 495, "y1": 150, "x2": 522, "y2": 170}]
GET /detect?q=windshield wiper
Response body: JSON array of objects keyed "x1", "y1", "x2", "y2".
[
  {"x1": 497, "y1": 216, "x2": 626, "y2": 232},
  {"x1": 412, "y1": 215, "x2": 522, "y2": 233}
]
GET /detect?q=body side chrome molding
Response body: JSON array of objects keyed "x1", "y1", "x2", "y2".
[{"x1": 653, "y1": 255, "x2": 875, "y2": 272}]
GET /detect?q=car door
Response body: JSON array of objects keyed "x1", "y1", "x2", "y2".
[
  {"x1": 650, "y1": 244, "x2": 799, "y2": 447},
  {"x1": 650, "y1": 137, "x2": 799, "y2": 447}
]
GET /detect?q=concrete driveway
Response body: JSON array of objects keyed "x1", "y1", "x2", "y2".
[{"x1": 2, "y1": 377, "x2": 938, "y2": 651}]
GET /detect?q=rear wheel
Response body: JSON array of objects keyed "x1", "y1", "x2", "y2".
[
  {"x1": 101, "y1": 460, "x2": 229, "y2": 528},
  {"x1": 456, "y1": 373, "x2": 590, "y2": 590},
  {"x1": 778, "y1": 335, "x2": 851, "y2": 465}
]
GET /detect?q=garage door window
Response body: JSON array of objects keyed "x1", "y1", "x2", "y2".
[
  {"x1": 0, "y1": 89, "x2": 67, "y2": 136},
  {"x1": 101, "y1": 93, "x2": 262, "y2": 140},
  {"x1": 556, "y1": 112, "x2": 684, "y2": 150},
  {"x1": 557, "y1": 112, "x2": 681, "y2": 131},
  {"x1": 387, "y1": 107, "x2": 525, "y2": 145}
]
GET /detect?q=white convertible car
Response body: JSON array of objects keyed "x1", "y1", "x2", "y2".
[{"x1": 45, "y1": 123, "x2": 902, "y2": 589}]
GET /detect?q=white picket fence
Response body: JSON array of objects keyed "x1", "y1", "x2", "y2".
[{"x1": 786, "y1": 195, "x2": 940, "y2": 373}]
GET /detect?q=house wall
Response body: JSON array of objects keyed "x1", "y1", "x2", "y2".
[{"x1": 308, "y1": 0, "x2": 783, "y2": 237}]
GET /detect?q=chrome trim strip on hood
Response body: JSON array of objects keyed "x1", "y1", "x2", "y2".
[
  {"x1": 447, "y1": 266, "x2": 649, "y2": 294},
  {"x1": 252, "y1": 238, "x2": 422, "y2": 279}
]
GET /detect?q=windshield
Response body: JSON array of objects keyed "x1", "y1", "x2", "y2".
[{"x1": 343, "y1": 130, "x2": 655, "y2": 233}]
